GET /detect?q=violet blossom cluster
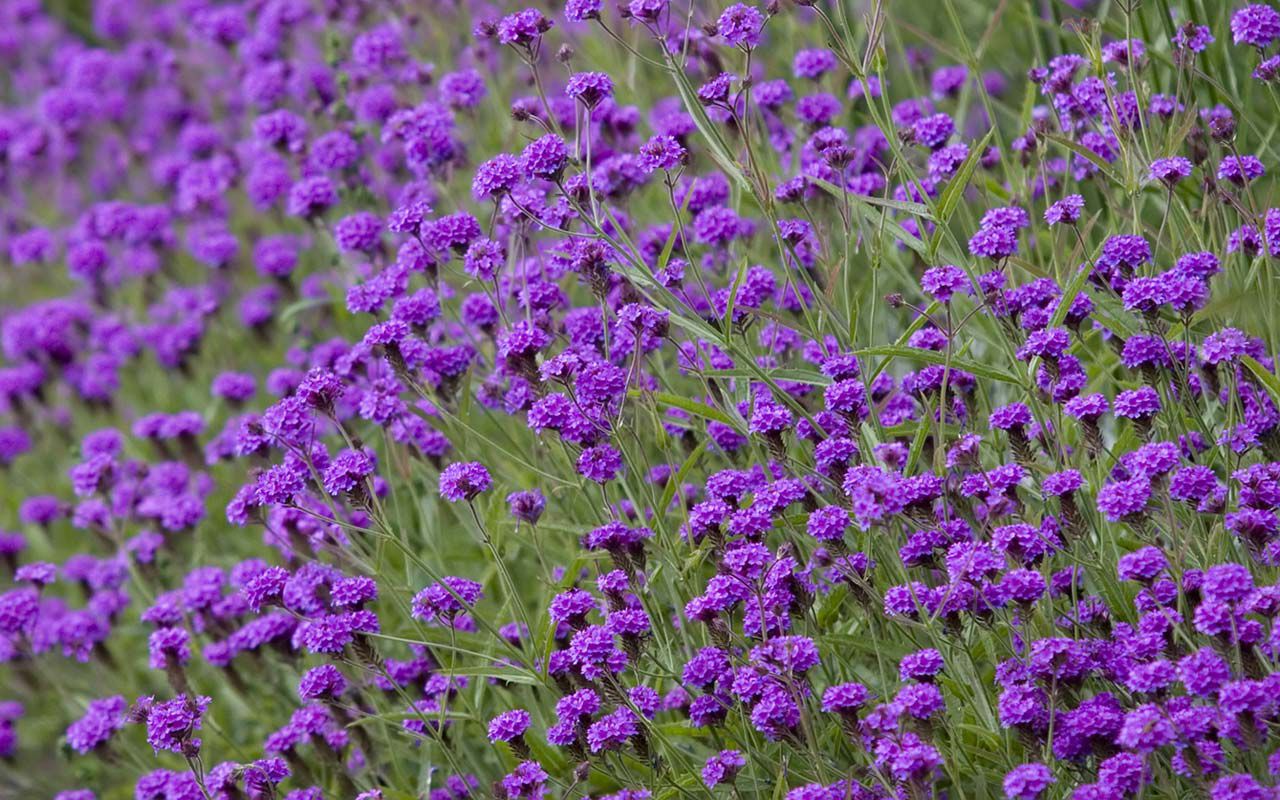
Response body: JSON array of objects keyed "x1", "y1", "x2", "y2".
[{"x1": 3, "y1": 2, "x2": 1280, "y2": 799}]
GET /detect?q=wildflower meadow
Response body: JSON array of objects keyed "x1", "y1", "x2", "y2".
[{"x1": 8, "y1": 0, "x2": 1280, "y2": 798}]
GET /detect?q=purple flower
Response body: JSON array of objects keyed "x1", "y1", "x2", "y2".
[
  {"x1": 1232, "y1": 4, "x2": 1280, "y2": 48},
  {"x1": 330, "y1": 576, "x2": 378, "y2": 608},
  {"x1": 1064, "y1": 392, "x2": 1109, "y2": 420},
  {"x1": 412, "y1": 577, "x2": 483, "y2": 627},
  {"x1": 440, "y1": 69, "x2": 487, "y2": 109},
  {"x1": 1211, "y1": 775, "x2": 1271, "y2": 800},
  {"x1": 968, "y1": 225, "x2": 1018, "y2": 260},
  {"x1": 1044, "y1": 195, "x2": 1084, "y2": 226},
  {"x1": 717, "y1": 4, "x2": 765, "y2": 48},
  {"x1": 1097, "y1": 478, "x2": 1152, "y2": 522},
  {"x1": 507, "y1": 489, "x2": 546, "y2": 524},
  {"x1": 1102, "y1": 39, "x2": 1145, "y2": 66},
  {"x1": 702, "y1": 750, "x2": 746, "y2": 788},
  {"x1": 1175, "y1": 23, "x2": 1215, "y2": 52},
  {"x1": 242, "y1": 566, "x2": 289, "y2": 611},
  {"x1": 520, "y1": 134, "x2": 570, "y2": 181},
  {"x1": 932, "y1": 64, "x2": 969, "y2": 97},
  {"x1": 981, "y1": 206, "x2": 1030, "y2": 230},
  {"x1": 500, "y1": 761, "x2": 548, "y2": 799},
  {"x1": 921, "y1": 265, "x2": 967, "y2": 302},
  {"x1": 1042, "y1": 470, "x2": 1085, "y2": 498},
  {"x1": 487, "y1": 709, "x2": 531, "y2": 743},
  {"x1": 638, "y1": 135, "x2": 687, "y2": 172},
  {"x1": 989, "y1": 402, "x2": 1033, "y2": 431},
  {"x1": 472, "y1": 154, "x2": 522, "y2": 200},
  {"x1": 143, "y1": 695, "x2": 211, "y2": 754},
  {"x1": 1201, "y1": 328, "x2": 1251, "y2": 365},
  {"x1": 322, "y1": 449, "x2": 376, "y2": 497},
  {"x1": 586, "y1": 706, "x2": 638, "y2": 752},
  {"x1": 1117, "y1": 546, "x2": 1167, "y2": 582},
  {"x1": 1116, "y1": 703, "x2": 1176, "y2": 752},
  {"x1": 912, "y1": 113, "x2": 955, "y2": 149},
  {"x1": 627, "y1": 0, "x2": 669, "y2": 23},
  {"x1": 1217, "y1": 155, "x2": 1266, "y2": 185},
  {"x1": 211, "y1": 371, "x2": 257, "y2": 403},
  {"x1": 426, "y1": 212, "x2": 482, "y2": 254},
  {"x1": 298, "y1": 665, "x2": 347, "y2": 700},
  {"x1": 66, "y1": 696, "x2": 126, "y2": 754},
  {"x1": 1179, "y1": 648, "x2": 1230, "y2": 696},
  {"x1": 439, "y1": 462, "x2": 492, "y2": 502},
  {"x1": 566, "y1": 0, "x2": 603, "y2": 21},
  {"x1": 749, "y1": 399, "x2": 794, "y2": 434},
  {"x1": 463, "y1": 238, "x2": 505, "y2": 281},
  {"x1": 1202, "y1": 562, "x2": 1254, "y2": 602},
  {"x1": 148, "y1": 627, "x2": 191, "y2": 670},
  {"x1": 1003, "y1": 763, "x2": 1055, "y2": 800},
  {"x1": 900, "y1": 649, "x2": 945, "y2": 681},
  {"x1": 287, "y1": 177, "x2": 339, "y2": 218},
  {"x1": 794, "y1": 49, "x2": 838, "y2": 79},
  {"x1": 1256, "y1": 54, "x2": 1280, "y2": 80},
  {"x1": 807, "y1": 505, "x2": 850, "y2": 542},
  {"x1": 1114, "y1": 386, "x2": 1162, "y2": 420},
  {"x1": 821, "y1": 682, "x2": 869, "y2": 713},
  {"x1": 565, "y1": 72, "x2": 614, "y2": 107},
  {"x1": 896, "y1": 682, "x2": 945, "y2": 718},
  {"x1": 1149, "y1": 156, "x2": 1193, "y2": 186},
  {"x1": 578, "y1": 444, "x2": 623, "y2": 483},
  {"x1": 15, "y1": 562, "x2": 55, "y2": 586},
  {"x1": 496, "y1": 8, "x2": 554, "y2": 46},
  {"x1": 695, "y1": 72, "x2": 737, "y2": 107}
]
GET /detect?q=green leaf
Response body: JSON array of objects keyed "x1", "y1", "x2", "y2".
[
  {"x1": 809, "y1": 175, "x2": 935, "y2": 218},
  {"x1": 705, "y1": 368, "x2": 832, "y2": 386},
  {"x1": 816, "y1": 584, "x2": 850, "y2": 628},
  {"x1": 279, "y1": 296, "x2": 330, "y2": 325},
  {"x1": 904, "y1": 410, "x2": 933, "y2": 474},
  {"x1": 855, "y1": 345, "x2": 1023, "y2": 385},
  {"x1": 665, "y1": 62, "x2": 752, "y2": 192},
  {"x1": 1049, "y1": 260, "x2": 1093, "y2": 330},
  {"x1": 659, "y1": 438, "x2": 708, "y2": 514},
  {"x1": 632, "y1": 390, "x2": 740, "y2": 429},
  {"x1": 721, "y1": 260, "x2": 749, "y2": 337},
  {"x1": 654, "y1": 188, "x2": 693, "y2": 273},
  {"x1": 437, "y1": 667, "x2": 543, "y2": 685},
  {"x1": 935, "y1": 129, "x2": 995, "y2": 226},
  {"x1": 1243, "y1": 356, "x2": 1280, "y2": 402},
  {"x1": 1045, "y1": 132, "x2": 1121, "y2": 183},
  {"x1": 654, "y1": 722, "x2": 712, "y2": 738}
]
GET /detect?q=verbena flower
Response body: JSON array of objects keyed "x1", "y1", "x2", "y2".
[
  {"x1": 9, "y1": 5, "x2": 1280, "y2": 800},
  {"x1": 439, "y1": 462, "x2": 492, "y2": 502}
]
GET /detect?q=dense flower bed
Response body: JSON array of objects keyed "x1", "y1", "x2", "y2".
[{"x1": 4, "y1": 1, "x2": 1280, "y2": 799}]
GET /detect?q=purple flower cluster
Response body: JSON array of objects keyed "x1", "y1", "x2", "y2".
[{"x1": 4, "y1": 2, "x2": 1280, "y2": 800}]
